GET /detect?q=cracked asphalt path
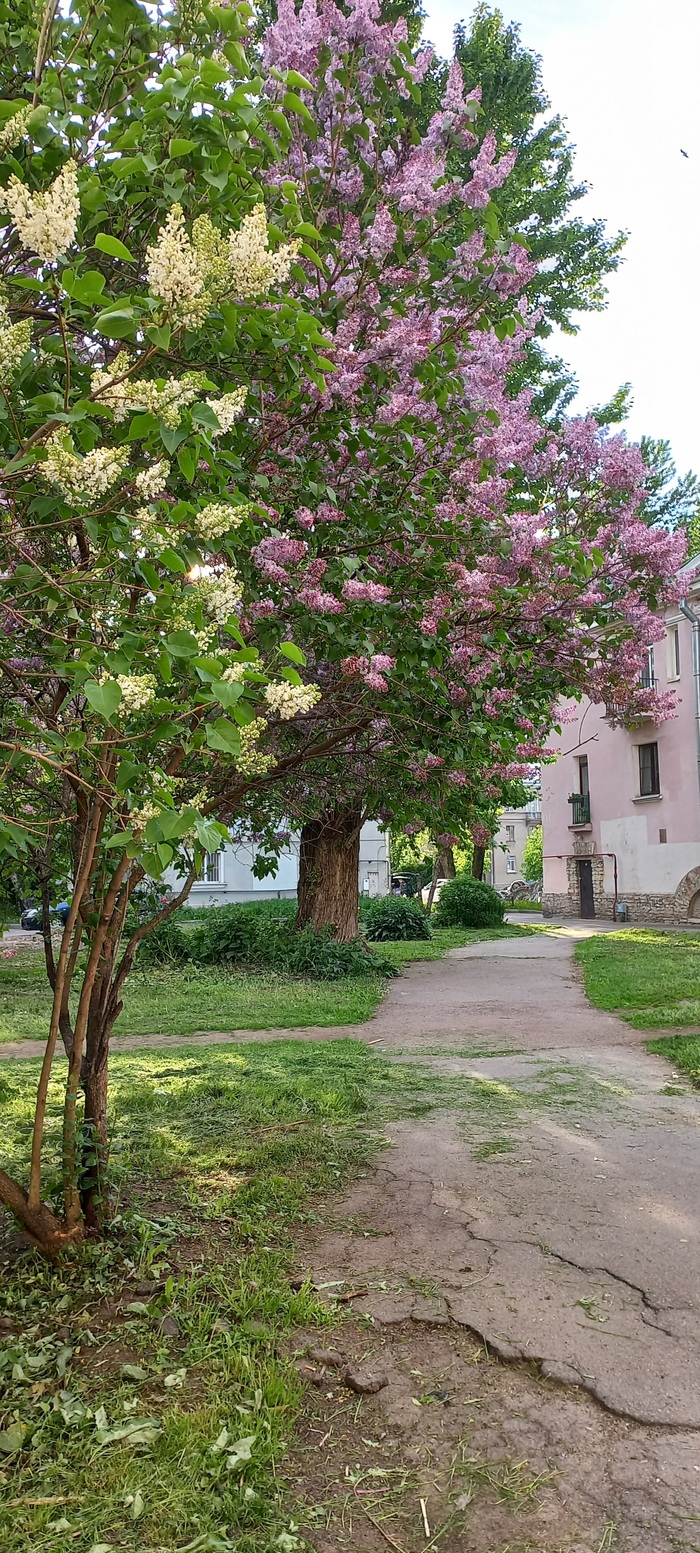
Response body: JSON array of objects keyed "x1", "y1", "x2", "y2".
[{"x1": 299, "y1": 929, "x2": 700, "y2": 1431}]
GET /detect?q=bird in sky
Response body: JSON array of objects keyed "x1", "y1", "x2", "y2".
[{"x1": 681, "y1": 148, "x2": 689, "y2": 158}]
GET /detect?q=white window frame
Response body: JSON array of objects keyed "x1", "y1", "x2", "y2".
[
  {"x1": 505, "y1": 824, "x2": 515, "y2": 842},
  {"x1": 506, "y1": 856, "x2": 517, "y2": 874},
  {"x1": 199, "y1": 850, "x2": 224, "y2": 886},
  {"x1": 667, "y1": 625, "x2": 681, "y2": 682}
]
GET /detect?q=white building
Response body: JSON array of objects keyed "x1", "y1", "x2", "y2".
[
  {"x1": 174, "y1": 820, "x2": 390, "y2": 908},
  {"x1": 490, "y1": 798, "x2": 542, "y2": 891}
]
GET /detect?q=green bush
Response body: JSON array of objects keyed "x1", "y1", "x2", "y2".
[
  {"x1": 433, "y1": 874, "x2": 505, "y2": 928},
  {"x1": 188, "y1": 902, "x2": 396, "y2": 982},
  {"x1": 364, "y1": 895, "x2": 431, "y2": 941},
  {"x1": 136, "y1": 917, "x2": 191, "y2": 967}
]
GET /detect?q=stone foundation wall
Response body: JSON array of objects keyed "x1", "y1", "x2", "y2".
[{"x1": 542, "y1": 890, "x2": 683, "y2": 923}]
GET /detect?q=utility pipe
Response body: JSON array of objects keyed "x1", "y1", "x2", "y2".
[
  {"x1": 679, "y1": 599, "x2": 700, "y2": 806},
  {"x1": 542, "y1": 852, "x2": 619, "y2": 919}
]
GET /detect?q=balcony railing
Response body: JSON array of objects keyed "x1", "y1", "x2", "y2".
[
  {"x1": 568, "y1": 792, "x2": 591, "y2": 826},
  {"x1": 639, "y1": 667, "x2": 657, "y2": 691}
]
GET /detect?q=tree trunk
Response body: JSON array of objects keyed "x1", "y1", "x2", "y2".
[
  {"x1": 0, "y1": 1169, "x2": 81, "y2": 1259},
  {"x1": 296, "y1": 806, "x2": 362, "y2": 940},
  {"x1": 472, "y1": 845, "x2": 486, "y2": 882},
  {"x1": 437, "y1": 845, "x2": 456, "y2": 879}
]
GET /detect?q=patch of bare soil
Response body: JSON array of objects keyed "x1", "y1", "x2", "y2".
[{"x1": 286, "y1": 1316, "x2": 700, "y2": 1553}]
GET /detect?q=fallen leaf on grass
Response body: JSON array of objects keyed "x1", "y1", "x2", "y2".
[
  {"x1": 226, "y1": 1434, "x2": 256, "y2": 1469},
  {"x1": 95, "y1": 1415, "x2": 161, "y2": 1447}
]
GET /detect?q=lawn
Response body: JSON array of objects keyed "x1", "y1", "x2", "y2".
[
  {"x1": 0, "y1": 925, "x2": 532, "y2": 1043},
  {"x1": 0, "y1": 1040, "x2": 437, "y2": 1553},
  {"x1": 576, "y1": 929, "x2": 700, "y2": 1087}
]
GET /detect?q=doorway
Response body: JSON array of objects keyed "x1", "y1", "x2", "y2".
[{"x1": 578, "y1": 858, "x2": 595, "y2": 918}]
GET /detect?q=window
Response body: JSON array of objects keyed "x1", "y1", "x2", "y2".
[
  {"x1": 577, "y1": 755, "x2": 589, "y2": 796},
  {"x1": 667, "y1": 626, "x2": 681, "y2": 681},
  {"x1": 505, "y1": 824, "x2": 515, "y2": 842},
  {"x1": 200, "y1": 850, "x2": 223, "y2": 884},
  {"x1": 506, "y1": 856, "x2": 517, "y2": 874},
  {"x1": 640, "y1": 647, "x2": 655, "y2": 690},
  {"x1": 638, "y1": 742, "x2": 660, "y2": 797}
]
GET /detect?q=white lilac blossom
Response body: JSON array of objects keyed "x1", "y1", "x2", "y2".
[
  {"x1": 205, "y1": 387, "x2": 248, "y2": 435},
  {"x1": 0, "y1": 104, "x2": 32, "y2": 154},
  {"x1": 0, "y1": 160, "x2": 79, "y2": 264},
  {"x1": 263, "y1": 681, "x2": 322, "y2": 719},
  {"x1": 195, "y1": 501, "x2": 249, "y2": 543},
  {"x1": 134, "y1": 460, "x2": 170, "y2": 500},
  {"x1": 115, "y1": 673, "x2": 157, "y2": 713},
  {"x1": 193, "y1": 569, "x2": 243, "y2": 623},
  {"x1": 227, "y1": 205, "x2": 299, "y2": 298},
  {"x1": 0, "y1": 295, "x2": 30, "y2": 383},
  {"x1": 235, "y1": 717, "x2": 276, "y2": 776},
  {"x1": 221, "y1": 660, "x2": 248, "y2": 683},
  {"x1": 42, "y1": 432, "x2": 128, "y2": 501},
  {"x1": 146, "y1": 204, "x2": 208, "y2": 328},
  {"x1": 91, "y1": 355, "x2": 207, "y2": 428}
]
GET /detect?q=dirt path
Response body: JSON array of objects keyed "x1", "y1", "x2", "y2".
[{"x1": 286, "y1": 929, "x2": 700, "y2": 1552}]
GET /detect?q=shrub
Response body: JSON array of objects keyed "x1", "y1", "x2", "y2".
[
  {"x1": 433, "y1": 874, "x2": 505, "y2": 928},
  {"x1": 363, "y1": 895, "x2": 431, "y2": 941},
  {"x1": 189, "y1": 901, "x2": 396, "y2": 981},
  {"x1": 136, "y1": 918, "x2": 191, "y2": 967}
]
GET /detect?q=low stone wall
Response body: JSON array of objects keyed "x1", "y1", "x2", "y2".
[{"x1": 542, "y1": 890, "x2": 684, "y2": 923}]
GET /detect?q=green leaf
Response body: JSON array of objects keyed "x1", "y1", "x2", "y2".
[
  {"x1": 94, "y1": 232, "x2": 135, "y2": 262},
  {"x1": 160, "y1": 424, "x2": 188, "y2": 454},
  {"x1": 95, "y1": 304, "x2": 137, "y2": 339},
  {"x1": 279, "y1": 641, "x2": 306, "y2": 665},
  {"x1": 169, "y1": 137, "x2": 197, "y2": 158},
  {"x1": 116, "y1": 758, "x2": 139, "y2": 793},
  {"x1": 177, "y1": 445, "x2": 195, "y2": 483},
  {"x1": 103, "y1": 830, "x2": 134, "y2": 849},
  {"x1": 0, "y1": 1422, "x2": 26, "y2": 1454},
  {"x1": 283, "y1": 90, "x2": 315, "y2": 125},
  {"x1": 158, "y1": 548, "x2": 187, "y2": 573},
  {"x1": 200, "y1": 57, "x2": 230, "y2": 86},
  {"x1": 84, "y1": 679, "x2": 122, "y2": 720},
  {"x1": 62, "y1": 268, "x2": 107, "y2": 304},
  {"x1": 212, "y1": 679, "x2": 244, "y2": 709},
  {"x1": 145, "y1": 323, "x2": 171, "y2": 350},
  {"x1": 285, "y1": 69, "x2": 314, "y2": 91},
  {"x1": 205, "y1": 717, "x2": 241, "y2": 756},
  {"x1": 120, "y1": 1364, "x2": 148, "y2": 1381},
  {"x1": 65, "y1": 730, "x2": 86, "y2": 750},
  {"x1": 165, "y1": 630, "x2": 199, "y2": 658}
]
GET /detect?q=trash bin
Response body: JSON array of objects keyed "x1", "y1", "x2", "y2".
[{"x1": 615, "y1": 902, "x2": 629, "y2": 923}]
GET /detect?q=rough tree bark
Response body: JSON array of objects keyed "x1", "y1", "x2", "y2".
[
  {"x1": 425, "y1": 843, "x2": 456, "y2": 914},
  {"x1": 472, "y1": 846, "x2": 486, "y2": 881},
  {"x1": 296, "y1": 805, "x2": 363, "y2": 940}
]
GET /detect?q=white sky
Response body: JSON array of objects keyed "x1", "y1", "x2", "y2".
[{"x1": 422, "y1": 0, "x2": 700, "y2": 478}]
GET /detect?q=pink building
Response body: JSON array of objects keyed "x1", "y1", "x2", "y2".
[{"x1": 542, "y1": 557, "x2": 700, "y2": 923}]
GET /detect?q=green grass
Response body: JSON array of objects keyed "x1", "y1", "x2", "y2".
[
  {"x1": 0, "y1": 956, "x2": 384, "y2": 1043},
  {"x1": 371, "y1": 922, "x2": 533, "y2": 966},
  {"x1": 0, "y1": 1040, "x2": 439, "y2": 1553},
  {"x1": 645, "y1": 1031, "x2": 700, "y2": 1085},
  {"x1": 576, "y1": 928, "x2": 700, "y2": 1028},
  {"x1": 576, "y1": 929, "x2": 700, "y2": 1088},
  {"x1": 0, "y1": 927, "x2": 532, "y2": 1044}
]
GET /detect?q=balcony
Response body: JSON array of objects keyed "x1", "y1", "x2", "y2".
[
  {"x1": 568, "y1": 792, "x2": 591, "y2": 828},
  {"x1": 605, "y1": 667, "x2": 658, "y2": 724}
]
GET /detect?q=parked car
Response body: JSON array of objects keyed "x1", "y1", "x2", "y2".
[
  {"x1": 420, "y1": 878, "x2": 451, "y2": 906},
  {"x1": 20, "y1": 900, "x2": 71, "y2": 931}
]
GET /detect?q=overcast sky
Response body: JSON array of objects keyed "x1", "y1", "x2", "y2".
[{"x1": 422, "y1": 0, "x2": 700, "y2": 480}]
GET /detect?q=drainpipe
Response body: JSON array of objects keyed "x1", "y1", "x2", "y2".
[{"x1": 679, "y1": 599, "x2": 700, "y2": 805}]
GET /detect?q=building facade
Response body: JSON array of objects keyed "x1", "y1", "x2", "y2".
[
  {"x1": 490, "y1": 799, "x2": 542, "y2": 891},
  {"x1": 541, "y1": 560, "x2": 700, "y2": 922},
  {"x1": 170, "y1": 821, "x2": 391, "y2": 909}
]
